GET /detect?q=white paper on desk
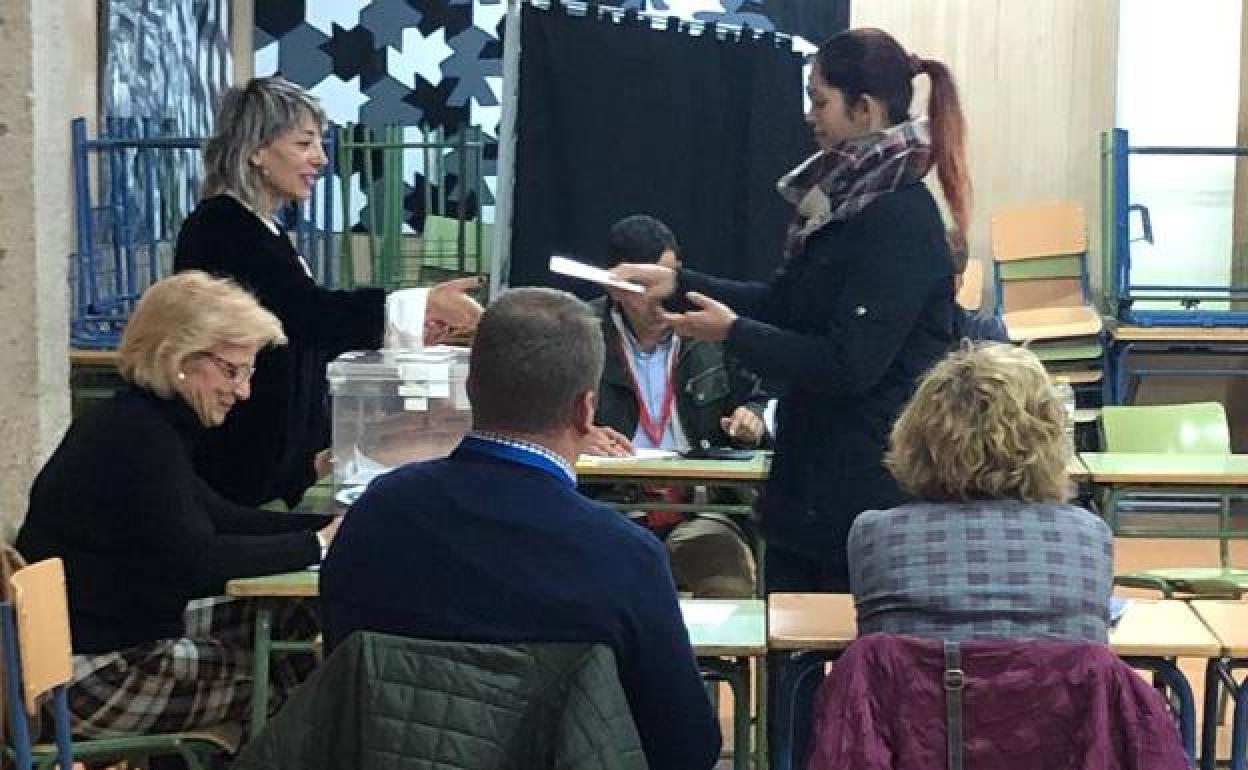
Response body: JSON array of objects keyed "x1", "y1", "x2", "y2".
[
  {"x1": 682, "y1": 600, "x2": 737, "y2": 627},
  {"x1": 550, "y1": 256, "x2": 645, "y2": 294},
  {"x1": 578, "y1": 448, "x2": 679, "y2": 463},
  {"x1": 1110, "y1": 596, "x2": 1128, "y2": 625}
]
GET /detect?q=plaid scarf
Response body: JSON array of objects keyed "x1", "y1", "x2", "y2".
[{"x1": 777, "y1": 117, "x2": 933, "y2": 256}]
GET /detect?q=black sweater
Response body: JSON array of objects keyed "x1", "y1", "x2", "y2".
[
  {"x1": 174, "y1": 195, "x2": 385, "y2": 507},
  {"x1": 17, "y1": 388, "x2": 328, "y2": 654},
  {"x1": 678, "y1": 184, "x2": 955, "y2": 569}
]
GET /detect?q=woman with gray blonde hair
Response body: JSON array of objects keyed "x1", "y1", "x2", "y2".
[
  {"x1": 176, "y1": 75, "x2": 482, "y2": 508},
  {"x1": 848, "y1": 342, "x2": 1113, "y2": 642},
  {"x1": 17, "y1": 271, "x2": 334, "y2": 738}
]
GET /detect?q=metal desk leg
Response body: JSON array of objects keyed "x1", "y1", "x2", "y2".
[
  {"x1": 701, "y1": 658, "x2": 751, "y2": 770},
  {"x1": 1231, "y1": 662, "x2": 1248, "y2": 770},
  {"x1": 770, "y1": 651, "x2": 828, "y2": 770},
  {"x1": 1132, "y1": 656, "x2": 1197, "y2": 762},
  {"x1": 1201, "y1": 659, "x2": 1223, "y2": 770},
  {"x1": 1109, "y1": 342, "x2": 1126, "y2": 405},
  {"x1": 249, "y1": 602, "x2": 274, "y2": 738},
  {"x1": 756, "y1": 655, "x2": 768, "y2": 770}
]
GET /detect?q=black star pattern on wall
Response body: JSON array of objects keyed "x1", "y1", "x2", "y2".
[{"x1": 321, "y1": 23, "x2": 389, "y2": 89}]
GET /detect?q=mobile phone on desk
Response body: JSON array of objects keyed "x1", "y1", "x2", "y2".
[{"x1": 682, "y1": 443, "x2": 754, "y2": 461}]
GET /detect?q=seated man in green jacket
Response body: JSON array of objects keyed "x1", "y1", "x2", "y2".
[{"x1": 583, "y1": 215, "x2": 766, "y2": 597}]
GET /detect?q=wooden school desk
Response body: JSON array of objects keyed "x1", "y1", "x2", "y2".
[
  {"x1": 765, "y1": 593, "x2": 1216, "y2": 768},
  {"x1": 226, "y1": 571, "x2": 765, "y2": 770}
]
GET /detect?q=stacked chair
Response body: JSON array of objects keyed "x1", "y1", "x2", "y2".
[{"x1": 990, "y1": 201, "x2": 1105, "y2": 394}]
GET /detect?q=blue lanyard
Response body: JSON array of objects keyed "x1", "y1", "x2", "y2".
[{"x1": 456, "y1": 436, "x2": 576, "y2": 487}]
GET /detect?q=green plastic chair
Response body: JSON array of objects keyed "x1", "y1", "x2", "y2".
[
  {"x1": 1, "y1": 558, "x2": 239, "y2": 769},
  {"x1": 1100, "y1": 402, "x2": 1230, "y2": 454},
  {"x1": 1097, "y1": 402, "x2": 1245, "y2": 597}
]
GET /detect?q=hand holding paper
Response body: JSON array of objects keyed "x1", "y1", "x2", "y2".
[{"x1": 550, "y1": 256, "x2": 645, "y2": 294}]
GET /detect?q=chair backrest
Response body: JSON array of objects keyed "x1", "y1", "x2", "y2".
[
  {"x1": 806, "y1": 634, "x2": 1189, "y2": 770},
  {"x1": 956, "y1": 256, "x2": 985, "y2": 311},
  {"x1": 233, "y1": 632, "x2": 646, "y2": 770},
  {"x1": 1099, "y1": 402, "x2": 1231, "y2": 454},
  {"x1": 991, "y1": 202, "x2": 1094, "y2": 316},
  {"x1": 990, "y1": 201, "x2": 1087, "y2": 262},
  {"x1": 9, "y1": 558, "x2": 73, "y2": 715}
]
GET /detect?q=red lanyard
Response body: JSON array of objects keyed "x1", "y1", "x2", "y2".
[{"x1": 612, "y1": 312, "x2": 679, "y2": 447}]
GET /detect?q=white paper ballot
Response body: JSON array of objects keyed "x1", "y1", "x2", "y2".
[
  {"x1": 577, "y1": 448, "x2": 679, "y2": 463},
  {"x1": 550, "y1": 255, "x2": 645, "y2": 294}
]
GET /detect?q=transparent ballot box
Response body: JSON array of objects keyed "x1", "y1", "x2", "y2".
[{"x1": 328, "y1": 347, "x2": 471, "y2": 504}]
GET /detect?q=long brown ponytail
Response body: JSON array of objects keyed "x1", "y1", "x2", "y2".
[{"x1": 817, "y1": 29, "x2": 972, "y2": 243}]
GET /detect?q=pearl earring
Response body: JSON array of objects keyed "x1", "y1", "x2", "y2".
[{"x1": 177, "y1": 371, "x2": 186, "y2": 381}]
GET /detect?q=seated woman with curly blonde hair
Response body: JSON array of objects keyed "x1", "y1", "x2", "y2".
[{"x1": 848, "y1": 343, "x2": 1113, "y2": 642}]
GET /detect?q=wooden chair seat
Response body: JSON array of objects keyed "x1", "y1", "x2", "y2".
[
  {"x1": 1003, "y1": 305, "x2": 1103, "y2": 342},
  {"x1": 1046, "y1": 369, "x2": 1104, "y2": 385}
]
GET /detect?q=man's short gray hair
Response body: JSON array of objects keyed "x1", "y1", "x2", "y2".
[
  {"x1": 201, "y1": 76, "x2": 326, "y2": 210},
  {"x1": 468, "y1": 288, "x2": 604, "y2": 434}
]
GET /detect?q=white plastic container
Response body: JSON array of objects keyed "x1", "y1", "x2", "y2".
[
  {"x1": 1052, "y1": 376, "x2": 1076, "y2": 453},
  {"x1": 327, "y1": 346, "x2": 472, "y2": 503}
]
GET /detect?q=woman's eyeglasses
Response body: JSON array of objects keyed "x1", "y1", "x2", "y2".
[{"x1": 201, "y1": 352, "x2": 255, "y2": 384}]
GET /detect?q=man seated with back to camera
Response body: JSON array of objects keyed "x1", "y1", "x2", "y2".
[
  {"x1": 320, "y1": 287, "x2": 721, "y2": 770},
  {"x1": 583, "y1": 214, "x2": 768, "y2": 598}
]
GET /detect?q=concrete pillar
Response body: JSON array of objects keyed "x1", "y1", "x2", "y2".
[{"x1": 0, "y1": 1, "x2": 97, "y2": 540}]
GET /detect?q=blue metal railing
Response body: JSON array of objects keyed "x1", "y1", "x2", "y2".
[
  {"x1": 70, "y1": 117, "x2": 337, "y2": 348},
  {"x1": 1106, "y1": 128, "x2": 1248, "y2": 327}
]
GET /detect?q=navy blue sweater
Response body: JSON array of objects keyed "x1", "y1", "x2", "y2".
[{"x1": 321, "y1": 444, "x2": 721, "y2": 770}]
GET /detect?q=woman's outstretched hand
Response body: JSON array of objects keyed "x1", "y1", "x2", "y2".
[
  {"x1": 663, "y1": 292, "x2": 737, "y2": 342},
  {"x1": 608, "y1": 263, "x2": 677, "y2": 303},
  {"x1": 425, "y1": 276, "x2": 484, "y2": 344}
]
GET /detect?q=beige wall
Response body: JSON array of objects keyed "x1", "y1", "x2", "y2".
[
  {"x1": 0, "y1": 1, "x2": 97, "y2": 538},
  {"x1": 852, "y1": 0, "x2": 1119, "y2": 301}
]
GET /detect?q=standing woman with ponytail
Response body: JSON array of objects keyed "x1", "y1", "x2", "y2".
[{"x1": 612, "y1": 28, "x2": 970, "y2": 595}]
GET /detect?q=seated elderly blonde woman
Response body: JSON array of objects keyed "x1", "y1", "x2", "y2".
[
  {"x1": 848, "y1": 343, "x2": 1113, "y2": 642},
  {"x1": 16, "y1": 272, "x2": 333, "y2": 737}
]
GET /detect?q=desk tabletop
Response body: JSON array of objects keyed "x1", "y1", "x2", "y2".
[
  {"x1": 69, "y1": 349, "x2": 121, "y2": 366},
  {"x1": 1108, "y1": 598, "x2": 1221, "y2": 658},
  {"x1": 226, "y1": 572, "x2": 765, "y2": 656},
  {"x1": 1079, "y1": 452, "x2": 1248, "y2": 484},
  {"x1": 1067, "y1": 456, "x2": 1089, "y2": 483},
  {"x1": 767, "y1": 593, "x2": 857, "y2": 651},
  {"x1": 766, "y1": 594, "x2": 1219, "y2": 658},
  {"x1": 1189, "y1": 600, "x2": 1248, "y2": 657},
  {"x1": 1113, "y1": 326, "x2": 1248, "y2": 343},
  {"x1": 575, "y1": 452, "x2": 770, "y2": 482},
  {"x1": 682, "y1": 599, "x2": 767, "y2": 656},
  {"x1": 227, "y1": 570, "x2": 318, "y2": 598}
]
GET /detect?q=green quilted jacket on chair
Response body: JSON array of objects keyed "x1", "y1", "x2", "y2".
[{"x1": 232, "y1": 632, "x2": 649, "y2": 770}]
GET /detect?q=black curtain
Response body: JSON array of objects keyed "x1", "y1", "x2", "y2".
[
  {"x1": 758, "y1": 0, "x2": 849, "y2": 46},
  {"x1": 511, "y1": 3, "x2": 811, "y2": 296}
]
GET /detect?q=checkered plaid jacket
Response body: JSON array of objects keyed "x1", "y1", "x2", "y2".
[{"x1": 848, "y1": 501, "x2": 1114, "y2": 642}]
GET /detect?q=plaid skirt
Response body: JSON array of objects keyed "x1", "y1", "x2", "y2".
[{"x1": 63, "y1": 596, "x2": 317, "y2": 739}]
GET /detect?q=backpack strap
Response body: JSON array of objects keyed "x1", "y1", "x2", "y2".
[{"x1": 943, "y1": 640, "x2": 965, "y2": 770}]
